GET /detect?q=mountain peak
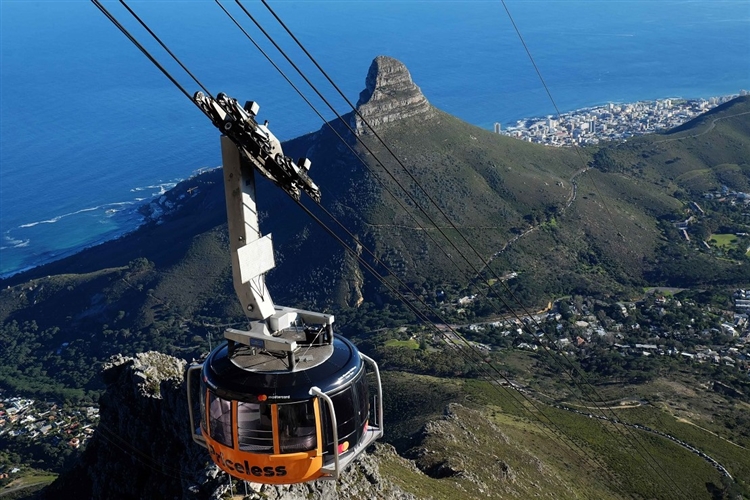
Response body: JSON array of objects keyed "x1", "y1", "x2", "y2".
[{"x1": 354, "y1": 56, "x2": 434, "y2": 135}]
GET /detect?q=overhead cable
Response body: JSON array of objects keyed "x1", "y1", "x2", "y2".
[
  {"x1": 92, "y1": 2, "x2": 680, "y2": 491},
  {"x1": 91, "y1": 0, "x2": 194, "y2": 104},
  {"x1": 258, "y1": 1, "x2": 686, "y2": 494}
]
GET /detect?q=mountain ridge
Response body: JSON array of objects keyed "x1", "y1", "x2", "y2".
[
  {"x1": 2, "y1": 56, "x2": 750, "y2": 500},
  {"x1": 5, "y1": 72, "x2": 749, "y2": 304},
  {"x1": 2, "y1": 57, "x2": 750, "y2": 396}
]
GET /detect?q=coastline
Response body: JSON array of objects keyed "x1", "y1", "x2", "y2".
[
  {"x1": 0, "y1": 168, "x2": 220, "y2": 281},
  {"x1": 3, "y1": 92, "x2": 749, "y2": 279},
  {"x1": 498, "y1": 92, "x2": 747, "y2": 147}
]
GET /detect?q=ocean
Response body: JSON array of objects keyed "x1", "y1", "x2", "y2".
[{"x1": 1, "y1": 0, "x2": 749, "y2": 278}]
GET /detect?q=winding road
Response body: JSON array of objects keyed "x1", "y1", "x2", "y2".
[
  {"x1": 654, "y1": 110, "x2": 750, "y2": 144},
  {"x1": 552, "y1": 402, "x2": 734, "y2": 480}
]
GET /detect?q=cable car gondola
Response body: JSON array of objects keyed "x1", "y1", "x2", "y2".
[{"x1": 187, "y1": 95, "x2": 383, "y2": 484}]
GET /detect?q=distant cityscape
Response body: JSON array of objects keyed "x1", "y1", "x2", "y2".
[
  {"x1": 0, "y1": 394, "x2": 98, "y2": 479},
  {"x1": 450, "y1": 289, "x2": 749, "y2": 374},
  {"x1": 496, "y1": 91, "x2": 749, "y2": 146}
]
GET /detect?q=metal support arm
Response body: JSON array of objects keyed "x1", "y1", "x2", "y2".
[{"x1": 222, "y1": 135, "x2": 276, "y2": 321}]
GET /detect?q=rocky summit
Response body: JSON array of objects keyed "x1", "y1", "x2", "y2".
[{"x1": 354, "y1": 56, "x2": 435, "y2": 135}]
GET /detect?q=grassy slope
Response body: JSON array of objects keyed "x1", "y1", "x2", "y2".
[
  {"x1": 0, "y1": 471, "x2": 57, "y2": 499},
  {"x1": 351, "y1": 110, "x2": 584, "y2": 282},
  {"x1": 379, "y1": 371, "x2": 742, "y2": 499},
  {"x1": 502, "y1": 97, "x2": 750, "y2": 299},
  {"x1": 606, "y1": 96, "x2": 750, "y2": 194},
  {"x1": 333, "y1": 97, "x2": 748, "y2": 304}
]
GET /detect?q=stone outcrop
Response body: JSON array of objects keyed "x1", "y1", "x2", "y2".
[
  {"x1": 354, "y1": 56, "x2": 434, "y2": 135},
  {"x1": 43, "y1": 352, "x2": 413, "y2": 500},
  {"x1": 405, "y1": 404, "x2": 519, "y2": 493},
  {"x1": 42, "y1": 352, "x2": 217, "y2": 500}
]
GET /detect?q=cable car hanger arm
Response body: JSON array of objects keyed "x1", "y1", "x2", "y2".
[{"x1": 193, "y1": 91, "x2": 320, "y2": 203}]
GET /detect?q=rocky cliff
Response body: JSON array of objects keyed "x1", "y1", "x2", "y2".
[
  {"x1": 41, "y1": 352, "x2": 216, "y2": 499},
  {"x1": 40, "y1": 351, "x2": 591, "y2": 499},
  {"x1": 353, "y1": 56, "x2": 435, "y2": 135},
  {"x1": 42, "y1": 352, "x2": 414, "y2": 500}
]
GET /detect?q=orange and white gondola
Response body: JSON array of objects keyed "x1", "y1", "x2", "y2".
[{"x1": 186, "y1": 94, "x2": 383, "y2": 483}]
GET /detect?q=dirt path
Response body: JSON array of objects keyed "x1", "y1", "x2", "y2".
[
  {"x1": 565, "y1": 402, "x2": 643, "y2": 410},
  {"x1": 674, "y1": 416, "x2": 748, "y2": 450},
  {"x1": 472, "y1": 165, "x2": 590, "y2": 280},
  {"x1": 552, "y1": 402, "x2": 734, "y2": 479},
  {"x1": 0, "y1": 477, "x2": 55, "y2": 498}
]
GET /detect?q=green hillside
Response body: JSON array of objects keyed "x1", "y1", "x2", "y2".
[
  {"x1": 375, "y1": 370, "x2": 747, "y2": 500},
  {"x1": 2, "y1": 98, "x2": 750, "y2": 401},
  {"x1": 2, "y1": 96, "x2": 750, "y2": 499}
]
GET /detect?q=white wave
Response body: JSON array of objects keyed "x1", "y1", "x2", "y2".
[
  {"x1": 130, "y1": 182, "x2": 178, "y2": 194},
  {"x1": 1, "y1": 234, "x2": 30, "y2": 250},
  {"x1": 131, "y1": 184, "x2": 159, "y2": 192},
  {"x1": 108, "y1": 201, "x2": 136, "y2": 208},
  {"x1": 19, "y1": 205, "x2": 101, "y2": 228},
  {"x1": 102, "y1": 201, "x2": 137, "y2": 216},
  {"x1": 15, "y1": 200, "x2": 139, "y2": 229},
  {"x1": 153, "y1": 183, "x2": 176, "y2": 196},
  {"x1": 2, "y1": 174, "x2": 193, "y2": 276},
  {"x1": 129, "y1": 168, "x2": 218, "y2": 199}
]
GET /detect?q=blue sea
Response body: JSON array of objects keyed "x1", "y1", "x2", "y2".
[{"x1": 1, "y1": 0, "x2": 749, "y2": 278}]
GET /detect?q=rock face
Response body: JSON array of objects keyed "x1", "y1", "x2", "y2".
[
  {"x1": 43, "y1": 352, "x2": 413, "y2": 500},
  {"x1": 42, "y1": 352, "x2": 217, "y2": 500},
  {"x1": 354, "y1": 56, "x2": 434, "y2": 135},
  {"x1": 405, "y1": 404, "x2": 520, "y2": 494}
]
